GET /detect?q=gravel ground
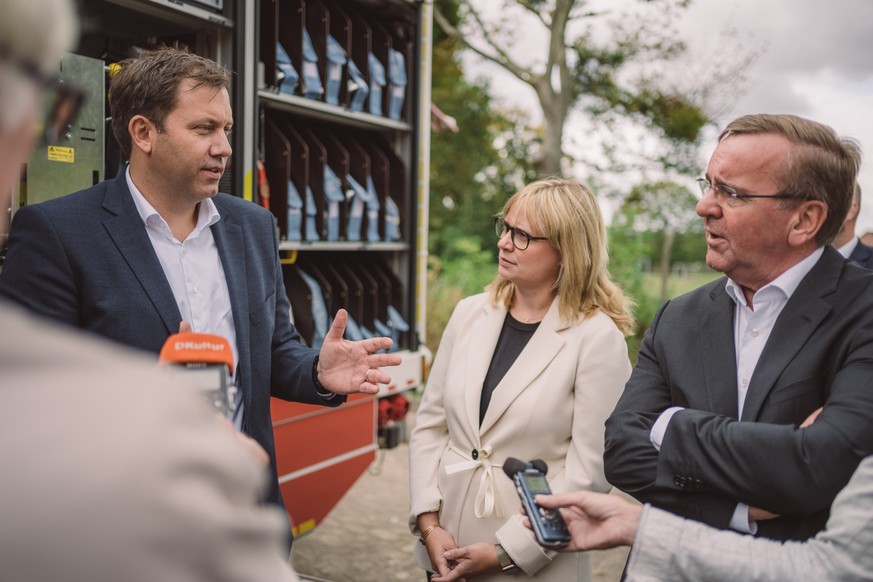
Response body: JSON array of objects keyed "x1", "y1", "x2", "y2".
[{"x1": 291, "y1": 411, "x2": 631, "y2": 582}]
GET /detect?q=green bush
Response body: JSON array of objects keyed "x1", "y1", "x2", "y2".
[{"x1": 425, "y1": 236, "x2": 496, "y2": 351}]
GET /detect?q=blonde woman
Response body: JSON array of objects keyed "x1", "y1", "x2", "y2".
[{"x1": 409, "y1": 178, "x2": 633, "y2": 581}]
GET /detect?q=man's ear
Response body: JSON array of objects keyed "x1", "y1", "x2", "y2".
[
  {"x1": 845, "y1": 198, "x2": 860, "y2": 223},
  {"x1": 788, "y1": 200, "x2": 827, "y2": 246},
  {"x1": 129, "y1": 115, "x2": 155, "y2": 155}
]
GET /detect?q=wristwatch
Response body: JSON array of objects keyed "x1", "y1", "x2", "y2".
[
  {"x1": 311, "y1": 356, "x2": 336, "y2": 400},
  {"x1": 494, "y1": 543, "x2": 517, "y2": 575}
]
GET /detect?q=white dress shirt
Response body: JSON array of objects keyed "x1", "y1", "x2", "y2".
[
  {"x1": 650, "y1": 247, "x2": 824, "y2": 533},
  {"x1": 126, "y1": 168, "x2": 243, "y2": 427},
  {"x1": 837, "y1": 236, "x2": 859, "y2": 259}
]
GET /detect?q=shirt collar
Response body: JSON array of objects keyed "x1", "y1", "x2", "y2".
[
  {"x1": 725, "y1": 246, "x2": 825, "y2": 309},
  {"x1": 125, "y1": 165, "x2": 220, "y2": 235},
  {"x1": 837, "y1": 236, "x2": 859, "y2": 259}
]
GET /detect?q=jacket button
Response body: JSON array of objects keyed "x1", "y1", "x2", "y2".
[
  {"x1": 471, "y1": 449, "x2": 479, "y2": 460},
  {"x1": 673, "y1": 475, "x2": 686, "y2": 488}
]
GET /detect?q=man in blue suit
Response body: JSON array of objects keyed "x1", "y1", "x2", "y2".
[
  {"x1": 833, "y1": 183, "x2": 873, "y2": 269},
  {"x1": 0, "y1": 46, "x2": 401, "y2": 525}
]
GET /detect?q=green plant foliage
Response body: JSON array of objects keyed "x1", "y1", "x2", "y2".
[
  {"x1": 425, "y1": 238, "x2": 497, "y2": 351},
  {"x1": 606, "y1": 225, "x2": 663, "y2": 359}
]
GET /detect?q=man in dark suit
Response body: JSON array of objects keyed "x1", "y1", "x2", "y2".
[
  {"x1": 833, "y1": 183, "x2": 873, "y2": 269},
  {"x1": 0, "y1": 46, "x2": 400, "y2": 523},
  {"x1": 604, "y1": 114, "x2": 873, "y2": 542}
]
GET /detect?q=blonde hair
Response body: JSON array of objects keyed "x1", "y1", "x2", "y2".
[{"x1": 488, "y1": 178, "x2": 634, "y2": 335}]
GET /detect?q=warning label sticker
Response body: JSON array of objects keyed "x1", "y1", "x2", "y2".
[{"x1": 48, "y1": 146, "x2": 75, "y2": 164}]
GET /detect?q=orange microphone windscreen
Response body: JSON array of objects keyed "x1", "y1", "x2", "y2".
[{"x1": 159, "y1": 332, "x2": 234, "y2": 374}]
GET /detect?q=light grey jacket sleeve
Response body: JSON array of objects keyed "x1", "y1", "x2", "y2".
[{"x1": 626, "y1": 457, "x2": 873, "y2": 582}]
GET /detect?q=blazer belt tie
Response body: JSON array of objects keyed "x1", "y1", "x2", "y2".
[{"x1": 445, "y1": 443, "x2": 502, "y2": 519}]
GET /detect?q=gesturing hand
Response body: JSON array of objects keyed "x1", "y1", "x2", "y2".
[{"x1": 316, "y1": 309, "x2": 402, "y2": 395}]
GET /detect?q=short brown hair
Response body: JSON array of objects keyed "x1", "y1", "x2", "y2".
[
  {"x1": 109, "y1": 45, "x2": 231, "y2": 158},
  {"x1": 719, "y1": 114, "x2": 862, "y2": 246}
]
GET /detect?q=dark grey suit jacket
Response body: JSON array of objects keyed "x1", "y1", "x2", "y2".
[
  {"x1": 604, "y1": 247, "x2": 873, "y2": 541},
  {"x1": 0, "y1": 174, "x2": 341, "y2": 512},
  {"x1": 848, "y1": 240, "x2": 873, "y2": 270}
]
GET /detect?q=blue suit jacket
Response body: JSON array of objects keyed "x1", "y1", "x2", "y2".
[
  {"x1": 0, "y1": 174, "x2": 341, "y2": 511},
  {"x1": 849, "y1": 240, "x2": 873, "y2": 270}
]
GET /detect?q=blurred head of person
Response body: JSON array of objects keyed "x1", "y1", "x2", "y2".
[
  {"x1": 0, "y1": 0, "x2": 78, "y2": 245},
  {"x1": 489, "y1": 177, "x2": 634, "y2": 334},
  {"x1": 834, "y1": 182, "x2": 863, "y2": 249}
]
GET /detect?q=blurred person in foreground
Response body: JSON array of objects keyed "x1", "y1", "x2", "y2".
[
  {"x1": 529, "y1": 454, "x2": 873, "y2": 581},
  {"x1": 0, "y1": 44, "x2": 402, "y2": 528},
  {"x1": 604, "y1": 114, "x2": 873, "y2": 543},
  {"x1": 409, "y1": 178, "x2": 633, "y2": 581},
  {"x1": 0, "y1": 0, "x2": 299, "y2": 579},
  {"x1": 833, "y1": 182, "x2": 873, "y2": 269}
]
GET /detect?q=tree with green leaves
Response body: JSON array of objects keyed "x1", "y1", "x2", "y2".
[
  {"x1": 616, "y1": 180, "x2": 704, "y2": 300},
  {"x1": 433, "y1": 0, "x2": 741, "y2": 177}
]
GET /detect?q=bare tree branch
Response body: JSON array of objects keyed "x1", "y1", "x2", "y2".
[
  {"x1": 516, "y1": 1, "x2": 551, "y2": 29},
  {"x1": 433, "y1": 4, "x2": 537, "y2": 85}
]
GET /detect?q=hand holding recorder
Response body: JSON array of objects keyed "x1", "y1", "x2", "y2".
[{"x1": 504, "y1": 457, "x2": 572, "y2": 548}]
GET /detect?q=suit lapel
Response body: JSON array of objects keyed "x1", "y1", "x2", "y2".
[
  {"x1": 699, "y1": 282, "x2": 740, "y2": 418},
  {"x1": 463, "y1": 300, "x2": 506, "y2": 431},
  {"x1": 101, "y1": 176, "x2": 180, "y2": 334},
  {"x1": 479, "y1": 298, "x2": 565, "y2": 434},
  {"x1": 210, "y1": 200, "x2": 251, "y2": 403},
  {"x1": 742, "y1": 251, "x2": 839, "y2": 420}
]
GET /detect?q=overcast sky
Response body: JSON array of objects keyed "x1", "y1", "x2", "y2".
[
  {"x1": 684, "y1": 0, "x2": 873, "y2": 232},
  {"x1": 462, "y1": 0, "x2": 873, "y2": 232}
]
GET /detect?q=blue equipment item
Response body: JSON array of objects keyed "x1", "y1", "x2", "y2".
[
  {"x1": 305, "y1": 185, "x2": 320, "y2": 241},
  {"x1": 365, "y1": 175, "x2": 381, "y2": 242},
  {"x1": 285, "y1": 179, "x2": 303, "y2": 241},
  {"x1": 347, "y1": 59, "x2": 369, "y2": 112},
  {"x1": 344, "y1": 313, "x2": 365, "y2": 341},
  {"x1": 384, "y1": 195, "x2": 400, "y2": 241},
  {"x1": 325, "y1": 35, "x2": 347, "y2": 106},
  {"x1": 367, "y1": 52, "x2": 386, "y2": 116},
  {"x1": 275, "y1": 42, "x2": 299, "y2": 95},
  {"x1": 345, "y1": 173, "x2": 371, "y2": 241},
  {"x1": 323, "y1": 165, "x2": 346, "y2": 241},
  {"x1": 380, "y1": 305, "x2": 409, "y2": 350},
  {"x1": 301, "y1": 29, "x2": 324, "y2": 99},
  {"x1": 297, "y1": 269, "x2": 329, "y2": 350},
  {"x1": 387, "y1": 48, "x2": 407, "y2": 120}
]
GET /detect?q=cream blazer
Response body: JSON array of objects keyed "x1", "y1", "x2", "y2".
[{"x1": 409, "y1": 293, "x2": 631, "y2": 580}]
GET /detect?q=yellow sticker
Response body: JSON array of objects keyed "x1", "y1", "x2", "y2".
[{"x1": 47, "y1": 146, "x2": 75, "y2": 164}]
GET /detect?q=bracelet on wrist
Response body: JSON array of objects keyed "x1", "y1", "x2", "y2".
[{"x1": 419, "y1": 523, "x2": 440, "y2": 544}]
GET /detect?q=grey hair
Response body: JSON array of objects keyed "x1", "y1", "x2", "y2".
[{"x1": 0, "y1": 0, "x2": 78, "y2": 135}]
